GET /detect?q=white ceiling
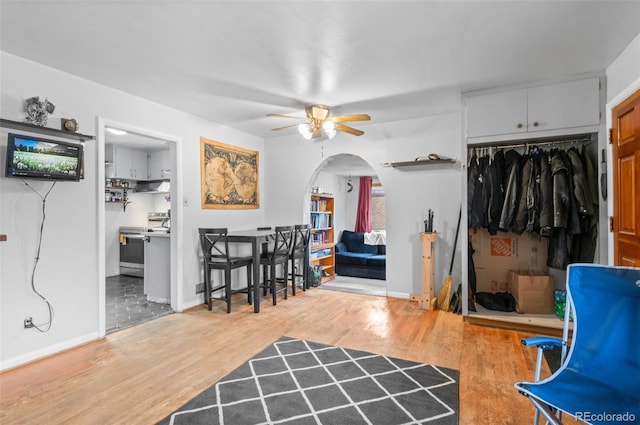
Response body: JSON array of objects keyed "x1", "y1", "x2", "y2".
[{"x1": 2, "y1": 1, "x2": 639, "y2": 146}]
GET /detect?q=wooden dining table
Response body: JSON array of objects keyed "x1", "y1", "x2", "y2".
[{"x1": 226, "y1": 228, "x2": 275, "y2": 313}]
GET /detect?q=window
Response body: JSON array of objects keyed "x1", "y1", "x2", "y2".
[{"x1": 371, "y1": 184, "x2": 385, "y2": 230}]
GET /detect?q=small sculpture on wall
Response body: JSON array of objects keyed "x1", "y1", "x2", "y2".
[{"x1": 24, "y1": 96, "x2": 55, "y2": 126}]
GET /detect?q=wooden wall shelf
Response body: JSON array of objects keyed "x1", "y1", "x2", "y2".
[
  {"x1": 383, "y1": 158, "x2": 456, "y2": 168},
  {"x1": 0, "y1": 118, "x2": 94, "y2": 142}
]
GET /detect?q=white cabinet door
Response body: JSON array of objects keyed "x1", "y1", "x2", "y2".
[
  {"x1": 114, "y1": 145, "x2": 133, "y2": 179},
  {"x1": 527, "y1": 77, "x2": 600, "y2": 132},
  {"x1": 465, "y1": 77, "x2": 600, "y2": 139},
  {"x1": 107, "y1": 144, "x2": 149, "y2": 180},
  {"x1": 148, "y1": 150, "x2": 170, "y2": 180},
  {"x1": 131, "y1": 149, "x2": 148, "y2": 180},
  {"x1": 465, "y1": 89, "x2": 527, "y2": 138}
]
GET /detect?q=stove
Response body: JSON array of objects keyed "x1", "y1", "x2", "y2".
[
  {"x1": 148, "y1": 211, "x2": 170, "y2": 233},
  {"x1": 119, "y1": 226, "x2": 147, "y2": 277}
]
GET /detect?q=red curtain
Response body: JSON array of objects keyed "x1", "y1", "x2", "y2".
[{"x1": 354, "y1": 176, "x2": 372, "y2": 233}]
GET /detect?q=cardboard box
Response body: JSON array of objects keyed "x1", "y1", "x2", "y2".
[
  {"x1": 474, "y1": 268, "x2": 509, "y2": 293},
  {"x1": 508, "y1": 270, "x2": 554, "y2": 314},
  {"x1": 469, "y1": 229, "x2": 547, "y2": 270}
]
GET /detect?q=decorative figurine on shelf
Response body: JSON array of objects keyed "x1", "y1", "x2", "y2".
[
  {"x1": 61, "y1": 118, "x2": 79, "y2": 132},
  {"x1": 24, "y1": 96, "x2": 55, "y2": 126}
]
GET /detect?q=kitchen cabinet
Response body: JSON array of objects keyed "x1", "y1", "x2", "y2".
[
  {"x1": 465, "y1": 77, "x2": 600, "y2": 140},
  {"x1": 148, "y1": 149, "x2": 171, "y2": 180},
  {"x1": 105, "y1": 144, "x2": 148, "y2": 180}
]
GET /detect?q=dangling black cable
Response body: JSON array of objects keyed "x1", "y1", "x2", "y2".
[{"x1": 23, "y1": 179, "x2": 56, "y2": 332}]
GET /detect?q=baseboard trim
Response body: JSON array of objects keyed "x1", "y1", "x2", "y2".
[{"x1": 0, "y1": 331, "x2": 100, "y2": 372}]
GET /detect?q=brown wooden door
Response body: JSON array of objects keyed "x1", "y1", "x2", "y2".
[{"x1": 612, "y1": 88, "x2": 640, "y2": 267}]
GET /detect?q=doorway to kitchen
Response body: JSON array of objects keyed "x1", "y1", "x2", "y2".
[{"x1": 97, "y1": 118, "x2": 181, "y2": 336}]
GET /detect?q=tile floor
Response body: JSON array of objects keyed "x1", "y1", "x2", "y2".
[{"x1": 106, "y1": 275, "x2": 173, "y2": 334}]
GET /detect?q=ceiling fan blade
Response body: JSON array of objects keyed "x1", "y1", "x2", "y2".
[
  {"x1": 335, "y1": 123, "x2": 364, "y2": 136},
  {"x1": 266, "y1": 113, "x2": 301, "y2": 119},
  {"x1": 329, "y1": 114, "x2": 371, "y2": 123},
  {"x1": 271, "y1": 124, "x2": 299, "y2": 131}
]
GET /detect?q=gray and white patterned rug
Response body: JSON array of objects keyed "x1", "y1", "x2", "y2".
[{"x1": 159, "y1": 336, "x2": 459, "y2": 425}]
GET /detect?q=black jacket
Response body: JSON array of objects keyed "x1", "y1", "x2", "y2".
[
  {"x1": 512, "y1": 155, "x2": 532, "y2": 235},
  {"x1": 538, "y1": 150, "x2": 553, "y2": 236},
  {"x1": 487, "y1": 150, "x2": 505, "y2": 235},
  {"x1": 499, "y1": 149, "x2": 522, "y2": 231},
  {"x1": 550, "y1": 150, "x2": 570, "y2": 229}
]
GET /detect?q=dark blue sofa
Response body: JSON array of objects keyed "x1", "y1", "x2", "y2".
[{"x1": 335, "y1": 230, "x2": 386, "y2": 280}]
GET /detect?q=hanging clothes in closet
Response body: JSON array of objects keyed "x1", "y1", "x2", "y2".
[{"x1": 467, "y1": 141, "x2": 599, "y2": 270}]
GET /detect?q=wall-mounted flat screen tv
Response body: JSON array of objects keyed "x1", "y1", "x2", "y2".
[{"x1": 5, "y1": 133, "x2": 83, "y2": 181}]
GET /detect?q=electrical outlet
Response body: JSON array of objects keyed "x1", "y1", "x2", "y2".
[{"x1": 24, "y1": 317, "x2": 34, "y2": 328}]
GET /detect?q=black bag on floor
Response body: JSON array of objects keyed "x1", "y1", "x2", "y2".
[{"x1": 475, "y1": 291, "x2": 516, "y2": 312}]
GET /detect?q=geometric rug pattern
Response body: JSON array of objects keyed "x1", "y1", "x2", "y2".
[{"x1": 159, "y1": 336, "x2": 459, "y2": 425}]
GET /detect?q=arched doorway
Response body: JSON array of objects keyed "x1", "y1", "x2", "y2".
[{"x1": 307, "y1": 154, "x2": 387, "y2": 296}]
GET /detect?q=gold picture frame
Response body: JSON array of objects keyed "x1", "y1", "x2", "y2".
[{"x1": 200, "y1": 137, "x2": 259, "y2": 209}]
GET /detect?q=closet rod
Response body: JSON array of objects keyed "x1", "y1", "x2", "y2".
[{"x1": 470, "y1": 137, "x2": 592, "y2": 152}]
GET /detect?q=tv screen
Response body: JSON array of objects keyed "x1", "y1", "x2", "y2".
[{"x1": 5, "y1": 133, "x2": 83, "y2": 181}]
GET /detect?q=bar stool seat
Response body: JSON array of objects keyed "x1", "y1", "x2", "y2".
[
  {"x1": 289, "y1": 224, "x2": 311, "y2": 295},
  {"x1": 199, "y1": 228, "x2": 253, "y2": 313},
  {"x1": 259, "y1": 225, "x2": 293, "y2": 306}
]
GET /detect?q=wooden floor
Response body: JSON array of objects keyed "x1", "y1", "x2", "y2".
[{"x1": 0, "y1": 288, "x2": 579, "y2": 425}]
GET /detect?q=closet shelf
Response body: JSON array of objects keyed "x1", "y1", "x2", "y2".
[{"x1": 0, "y1": 118, "x2": 94, "y2": 142}]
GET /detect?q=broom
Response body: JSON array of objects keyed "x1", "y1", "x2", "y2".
[{"x1": 436, "y1": 208, "x2": 462, "y2": 311}]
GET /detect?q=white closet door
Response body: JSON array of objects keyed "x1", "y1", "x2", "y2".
[
  {"x1": 465, "y1": 89, "x2": 527, "y2": 138},
  {"x1": 527, "y1": 78, "x2": 600, "y2": 132}
]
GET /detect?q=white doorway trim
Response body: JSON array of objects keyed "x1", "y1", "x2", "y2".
[{"x1": 96, "y1": 117, "x2": 183, "y2": 337}]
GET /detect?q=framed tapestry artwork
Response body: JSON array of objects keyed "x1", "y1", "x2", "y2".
[{"x1": 200, "y1": 137, "x2": 259, "y2": 209}]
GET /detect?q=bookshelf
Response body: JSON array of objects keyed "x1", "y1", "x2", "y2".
[{"x1": 310, "y1": 194, "x2": 335, "y2": 283}]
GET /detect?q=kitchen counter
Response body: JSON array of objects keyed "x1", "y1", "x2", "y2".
[
  {"x1": 143, "y1": 231, "x2": 171, "y2": 238},
  {"x1": 144, "y1": 233, "x2": 170, "y2": 304}
]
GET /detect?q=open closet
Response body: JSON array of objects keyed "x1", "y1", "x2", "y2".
[
  {"x1": 460, "y1": 75, "x2": 606, "y2": 331},
  {"x1": 465, "y1": 135, "x2": 600, "y2": 329}
]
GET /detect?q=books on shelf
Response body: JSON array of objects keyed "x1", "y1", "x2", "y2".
[
  {"x1": 310, "y1": 198, "x2": 331, "y2": 212},
  {"x1": 310, "y1": 213, "x2": 332, "y2": 229},
  {"x1": 311, "y1": 230, "x2": 330, "y2": 245}
]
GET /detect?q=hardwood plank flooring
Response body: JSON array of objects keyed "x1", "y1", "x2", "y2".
[{"x1": 0, "y1": 288, "x2": 579, "y2": 425}]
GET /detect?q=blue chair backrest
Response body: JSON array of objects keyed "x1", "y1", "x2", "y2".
[{"x1": 566, "y1": 264, "x2": 640, "y2": 395}]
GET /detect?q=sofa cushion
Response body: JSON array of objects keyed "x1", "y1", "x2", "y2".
[
  {"x1": 365, "y1": 254, "x2": 386, "y2": 268},
  {"x1": 335, "y1": 252, "x2": 372, "y2": 266},
  {"x1": 341, "y1": 230, "x2": 378, "y2": 254}
]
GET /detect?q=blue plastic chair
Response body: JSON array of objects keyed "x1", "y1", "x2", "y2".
[{"x1": 515, "y1": 264, "x2": 640, "y2": 425}]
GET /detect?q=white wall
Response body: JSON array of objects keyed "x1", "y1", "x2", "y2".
[
  {"x1": 605, "y1": 32, "x2": 640, "y2": 263},
  {"x1": 344, "y1": 177, "x2": 359, "y2": 232},
  {"x1": 606, "y1": 33, "x2": 640, "y2": 105},
  {"x1": 0, "y1": 52, "x2": 264, "y2": 370},
  {"x1": 264, "y1": 113, "x2": 463, "y2": 298}
]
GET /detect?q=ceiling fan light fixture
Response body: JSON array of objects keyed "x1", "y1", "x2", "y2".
[
  {"x1": 298, "y1": 122, "x2": 313, "y2": 140},
  {"x1": 269, "y1": 104, "x2": 369, "y2": 139}
]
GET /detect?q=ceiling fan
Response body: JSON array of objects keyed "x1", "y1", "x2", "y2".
[{"x1": 267, "y1": 104, "x2": 371, "y2": 139}]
